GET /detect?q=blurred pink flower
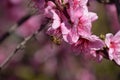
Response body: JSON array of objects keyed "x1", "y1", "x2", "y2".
[
  {"x1": 16, "y1": 15, "x2": 45, "y2": 38},
  {"x1": 1, "y1": 0, "x2": 27, "y2": 21},
  {"x1": 105, "y1": 31, "x2": 120, "y2": 65},
  {"x1": 76, "y1": 69, "x2": 96, "y2": 80},
  {"x1": 90, "y1": 49, "x2": 103, "y2": 61}
]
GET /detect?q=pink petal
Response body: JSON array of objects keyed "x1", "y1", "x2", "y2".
[
  {"x1": 51, "y1": 10, "x2": 61, "y2": 29},
  {"x1": 105, "y1": 33, "x2": 113, "y2": 47},
  {"x1": 61, "y1": 23, "x2": 79, "y2": 44},
  {"x1": 114, "y1": 53, "x2": 120, "y2": 65},
  {"x1": 89, "y1": 12, "x2": 98, "y2": 22},
  {"x1": 61, "y1": 22, "x2": 70, "y2": 34}
]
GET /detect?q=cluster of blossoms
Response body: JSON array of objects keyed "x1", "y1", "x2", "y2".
[{"x1": 33, "y1": 0, "x2": 120, "y2": 65}]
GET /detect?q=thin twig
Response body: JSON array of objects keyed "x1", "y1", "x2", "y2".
[
  {"x1": 0, "y1": 14, "x2": 31, "y2": 44},
  {"x1": 0, "y1": 17, "x2": 50, "y2": 70},
  {"x1": 0, "y1": 33, "x2": 34, "y2": 70}
]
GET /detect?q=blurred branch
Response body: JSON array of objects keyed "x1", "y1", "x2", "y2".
[
  {"x1": 96, "y1": 0, "x2": 115, "y2": 4},
  {"x1": 0, "y1": 14, "x2": 31, "y2": 44},
  {"x1": 0, "y1": 34, "x2": 33, "y2": 70},
  {"x1": 97, "y1": 47, "x2": 120, "y2": 67},
  {"x1": 105, "y1": 4, "x2": 120, "y2": 33},
  {"x1": 0, "y1": 18, "x2": 50, "y2": 71},
  {"x1": 115, "y1": 0, "x2": 120, "y2": 15},
  {"x1": 96, "y1": 0, "x2": 120, "y2": 21}
]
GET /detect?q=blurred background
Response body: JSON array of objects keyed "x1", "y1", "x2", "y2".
[{"x1": 0, "y1": 0, "x2": 120, "y2": 80}]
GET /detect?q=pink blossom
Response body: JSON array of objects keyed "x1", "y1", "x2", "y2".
[
  {"x1": 44, "y1": 1, "x2": 61, "y2": 29},
  {"x1": 61, "y1": 11, "x2": 98, "y2": 44},
  {"x1": 35, "y1": 0, "x2": 99, "y2": 50},
  {"x1": 76, "y1": 12, "x2": 98, "y2": 36},
  {"x1": 45, "y1": 4, "x2": 61, "y2": 37},
  {"x1": 105, "y1": 31, "x2": 120, "y2": 65},
  {"x1": 90, "y1": 49, "x2": 103, "y2": 61},
  {"x1": 67, "y1": 0, "x2": 98, "y2": 37},
  {"x1": 78, "y1": 0, "x2": 88, "y2": 6},
  {"x1": 77, "y1": 14, "x2": 92, "y2": 36},
  {"x1": 68, "y1": 0, "x2": 89, "y2": 23},
  {"x1": 49, "y1": 10, "x2": 61, "y2": 29},
  {"x1": 89, "y1": 12, "x2": 98, "y2": 22},
  {"x1": 61, "y1": 22, "x2": 79, "y2": 44},
  {"x1": 47, "y1": 27, "x2": 62, "y2": 38},
  {"x1": 72, "y1": 34, "x2": 104, "y2": 57}
]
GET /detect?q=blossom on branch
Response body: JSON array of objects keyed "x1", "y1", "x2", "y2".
[
  {"x1": 33, "y1": 0, "x2": 104, "y2": 59},
  {"x1": 105, "y1": 31, "x2": 120, "y2": 65},
  {"x1": 33, "y1": 0, "x2": 118, "y2": 62},
  {"x1": 72, "y1": 34, "x2": 104, "y2": 60}
]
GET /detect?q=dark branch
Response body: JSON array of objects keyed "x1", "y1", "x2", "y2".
[
  {"x1": 0, "y1": 17, "x2": 50, "y2": 71},
  {"x1": 0, "y1": 14, "x2": 31, "y2": 44}
]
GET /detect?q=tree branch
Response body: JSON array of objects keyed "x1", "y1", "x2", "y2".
[
  {"x1": 0, "y1": 14, "x2": 31, "y2": 44},
  {"x1": 0, "y1": 18, "x2": 50, "y2": 71}
]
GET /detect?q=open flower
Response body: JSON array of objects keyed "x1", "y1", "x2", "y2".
[
  {"x1": 68, "y1": 0, "x2": 89, "y2": 23},
  {"x1": 105, "y1": 31, "x2": 120, "y2": 65},
  {"x1": 61, "y1": 22, "x2": 79, "y2": 44},
  {"x1": 76, "y1": 11, "x2": 98, "y2": 36},
  {"x1": 72, "y1": 34, "x2": 104, "y2": 58}
]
